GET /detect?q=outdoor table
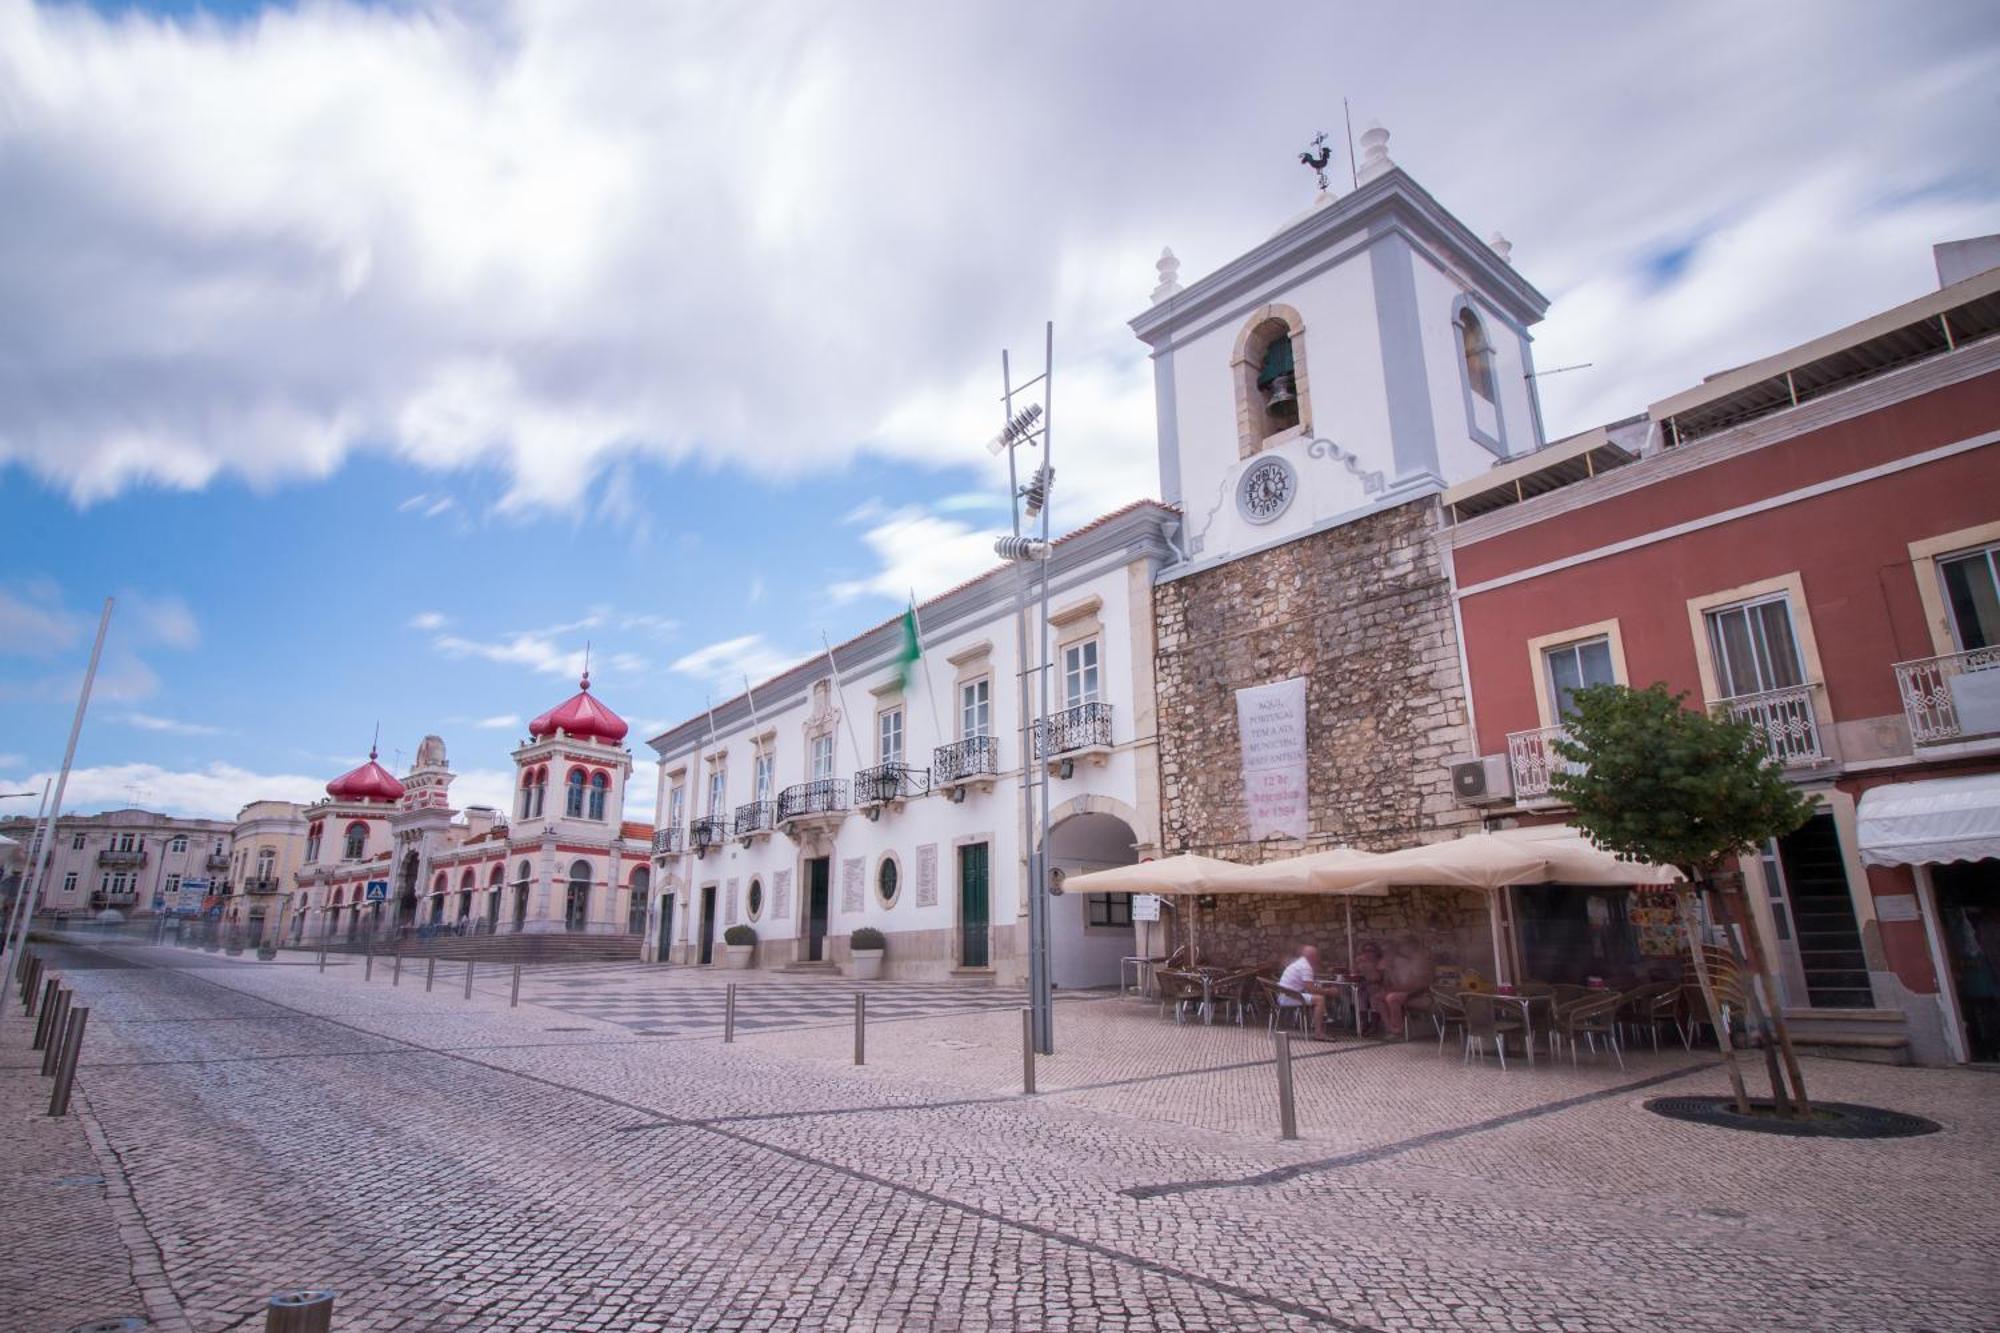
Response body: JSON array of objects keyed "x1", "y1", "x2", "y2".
[
  {"x1": 1477, "y1": 990, "x2": 1556, "y2": 1066},
  {"x1": 1314, "y1": 978, "x2": 1367, "y2": 1038},
  {"x1": 1120, "y1": 955, "x2": 1166, "y2": 999}
]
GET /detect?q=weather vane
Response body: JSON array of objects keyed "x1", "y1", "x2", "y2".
[{"x1": 1299, "y1": 131, "x2": 1333, "y2": 192}]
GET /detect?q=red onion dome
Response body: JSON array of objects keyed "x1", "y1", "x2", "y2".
[
  {"x1": 527, "y1": 672, "x2": 629, "y2": 744},
  {"x1": 326, "y1": 747, "x2": 407, "y2": 803}
]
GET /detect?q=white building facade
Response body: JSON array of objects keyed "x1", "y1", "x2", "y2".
[
  {"x1": 646, "y1": 501, "x2": 1180, "y2": 985},
  {"x1": 0, "y1": 808, "x2": 234, "y2": 922}
]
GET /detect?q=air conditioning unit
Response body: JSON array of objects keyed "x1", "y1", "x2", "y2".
[{"x1": 1450, "y1": 755, "x2": 1512, "y2": 805}]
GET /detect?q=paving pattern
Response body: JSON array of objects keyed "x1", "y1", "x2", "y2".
[
  {"x1": 521, "y1": 966, "x2": 1035, "y2": 1037},
  {"x1": 5, "y1": 935, "x2": 1999, "y2": 1332}
]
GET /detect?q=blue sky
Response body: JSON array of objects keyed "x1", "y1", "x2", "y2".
[{"x1": 3, "y1": 0, "x2": 1997, "y2": 820}]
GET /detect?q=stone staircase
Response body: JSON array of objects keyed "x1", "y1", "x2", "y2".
[{"x1": 1783, "y1": 1007, "x2": 1912, "y2": 1065}]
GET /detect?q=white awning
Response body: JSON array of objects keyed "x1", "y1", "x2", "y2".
[{"x1": 1857, "y1": 773, "x2": 2000, "y2": 867}]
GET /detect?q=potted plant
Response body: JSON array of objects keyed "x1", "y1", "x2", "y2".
[
  {"x1": 849, "y1": 926, "x2": 886, "y2": 981},
  {"x1": 721, "y1": 924, "x2": 755, "y2": 969},
  {"x1": 256, "y1": 938, "x2": 278, "y2": 961}
]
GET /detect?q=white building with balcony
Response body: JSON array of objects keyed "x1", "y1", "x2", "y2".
[
  {"x1": 645, "y1": 500, "x2": 1179, "y2": 985},
  {"x1": 0, "y1": 808, "x2": 234, "y2": 922}
]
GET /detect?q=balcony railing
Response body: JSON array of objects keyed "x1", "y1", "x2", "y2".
[
  {"x1": 1034, "y1": 702, "x2": 1114, "y2": 759},
  {"x1": 1896, "y1": 646, "x2": 2000, "y2": 745},
  {"x1": 690, "y1": 816, "x2": 730, "y2": 854},
  {"x1": 934, "y1": 735, "x2": 1000, "y2": 785},
  {"x1": 1505, "y1": 725, "x2": 1576, "y2": 804},
  {"x1": 97, "y1": 848, "x2": 147, "y2": 868},
  {"x1": 242, "y1": 876, "x2": 282, "y2": 896},
  {"x1": 733, "y1": 800, "x2": 775, "y2": 838},
  {"x1": 206, "y1": 853, "x2": 231, "y2": 871},
  {"x1": 652, "y1": 827, "x2": 683, "y2": 855},
  {"x1": 1716, "y1": 683, "x2": 1826, "y2": 767},
  {"x1": 777, "y1": 779, "x2": 848, "y2": 823},
  {"x1": 854, "y1": 763, "x2": 931, "y2": 806}
]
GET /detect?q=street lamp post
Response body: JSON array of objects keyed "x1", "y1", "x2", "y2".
[{"x1": 989, "y1": 322, "x2": 1056, "y2": 1055}]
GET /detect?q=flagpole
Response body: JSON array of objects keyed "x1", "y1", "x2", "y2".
[
  {"x1": 821, "y1": 633, "x2": 866, "y2": 776},
  {"x1": 909, "y1": 590, "x2": 945, "y2": 755},
  {"x1": 0, "y1": 597, "x2": 113, "y2": 1021}
]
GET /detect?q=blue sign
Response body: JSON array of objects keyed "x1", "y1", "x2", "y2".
[
  {"x1": 152, "y1": 896, "x2": 164, "y2": 911},
  {"x1": 365, "y1": 880, "x2": 389, "y2": 903},
  {"x1": 180, "y1": 877, "x2": 210, "y2": 893}
]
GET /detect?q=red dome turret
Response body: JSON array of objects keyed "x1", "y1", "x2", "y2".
[
  {"x1": 528, "y1": 673, "x2": 629, "y2": 745},
  {"x1": 326, "y1": 747, "x2": 407, "y2": 803}
]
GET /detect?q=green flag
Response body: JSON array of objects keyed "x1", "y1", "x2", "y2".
[{"x1": 895, "y1": 606, "x2": 921, "y2": 693}]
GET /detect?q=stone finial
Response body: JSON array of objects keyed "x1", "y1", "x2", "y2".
[
  {"x1": 1356, "y1": 121, "x2": 1393, "y2": 182},
  {"x1": 1488, "y1": 232, "x2": 1513, "y2": 264},
  {"x1": 1150, "y1": 247, "x2": 1183, "y2": 305}
]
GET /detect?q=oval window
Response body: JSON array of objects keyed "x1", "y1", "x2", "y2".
[
  {"x1": 747, "y1": 878, "x2": 764, "y2": 919},
  {"x1": 877, "y1": 858, "x2": 899, "y2": 905}
]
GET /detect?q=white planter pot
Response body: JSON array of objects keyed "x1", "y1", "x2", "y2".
[
  {"x1": 721, "y1": 943, "x2": 753, "y2": 969},
  {"x1": 849, "y1": 948, "x2": 884, "y2": 981}
]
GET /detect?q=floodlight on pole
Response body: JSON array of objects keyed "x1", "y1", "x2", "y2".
[
  {"x1": 1020, "y1": 464, "x2": 1053, "y2": 518},
  {"x1": 993, "y1": 536, "x2": 1050, "y2": 562},
  {"x1": 986, "y1": 402, "x2": 1043, "y2": 455}
]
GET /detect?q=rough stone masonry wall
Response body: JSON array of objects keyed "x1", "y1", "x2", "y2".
[{"x1": 1154, "y1": 497, "x2": 1490, "y2": 970}]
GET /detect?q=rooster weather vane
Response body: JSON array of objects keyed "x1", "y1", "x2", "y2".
[{"x1": 1299, "y1": 131, "x2": 1334, "y2": 192}]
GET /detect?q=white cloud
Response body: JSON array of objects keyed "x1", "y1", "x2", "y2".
[
  {"x1": 0, "y1": 584, "x2": 81, "y2": 657},
  {"x1": 828, "y1": 506, "x2": 1004, "y2": 605},
  {"x1": 670, "y1": 634, "x2": 801, "y2": 694},
  {"x1": 473, "y1": 713, "x2": 521, "y2": 729},
  {"x1": 409, "y1": 610, "x2": 449, "y2": 631},
  {"x1": 433, "y1": 629, "x2": 589, "y2": 678},
  {"x1": 4, "y1": 761, "x2": 325, "y2": 821},
  {"x1": 0, "y1": 0, "x2": 1994, "y2": 519},
  {"x1": 125, "y1": 593, "x2": 200, "y2": 650},
  {"x1": 623, "y1": 759, "x2": 659, "y2": 822},
  {"x1": 116, "y1": 711, "x2": 225, "y2": 736}
]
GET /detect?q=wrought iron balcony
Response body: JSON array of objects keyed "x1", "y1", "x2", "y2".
[
  {"x1": 689, "y1": 816, "x2": 730, "y2": 854},
  {"x1": 733, "y1": 800, "x2": 775, "y2": 838},
  {"x1": 1504, "y1": 725, "x2": 1576, "y2": 804},
  {"x1": 652, "y1": 826, "x2": 684, "y2": 855},
  {"x1": 1034, "y1": 702, "x2": 1114, "y2": 759},
  {"x1": 934, "y1": 735, "x2": 999, "y2": 786},
  {"x1": 206, "y1": 852, "x2": 231, "y2": 871},
  {"x1": 1896, "y1": 647, "x2": 2000, "y2": 745},
  {"x1": 777, "y1": 779, "x2": 848, "y2": 825},
  {"x1": 854, "y1": 763, "x2": 931, "y2": 806},
  {"x1": 1715, "y1": 683, "x2": 1826, "y2": 768},
  {"x1": 97, "y1": 848, "x2": 147, "y2": 868},
  {"x1": 242, "y1": 876, "x2": 282, "y2": 896}
]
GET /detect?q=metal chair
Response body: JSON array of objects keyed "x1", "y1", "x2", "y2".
[
  {"x1": 1428, "y1": 984, "x2": 1467, "y2": 1056},
  {"x1": 1461, "y1": 992, "x2": 1525, "y2": 1069},
  {"x1": 1551, "y1": 992, "x2": 1626, "y2": 1070},
  {"x1": 1156, "y1": 970, "x2": 1207, "y2": 1024},
  {"x1": 1258, "y1": 977, "x2": 1314, "y2": 1037}
]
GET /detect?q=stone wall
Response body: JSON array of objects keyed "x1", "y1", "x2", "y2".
[
  {"x1": 1185, "y1": 886, "x2": 1494, "y2": 980},
  {"x1": 1153, "y1": 496, "x2": 1485, "y2": 966}
]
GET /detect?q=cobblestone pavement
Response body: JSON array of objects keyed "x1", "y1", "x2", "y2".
[{"x1": 5, "y1": 937, "x2": 1998, "y2": 1332}]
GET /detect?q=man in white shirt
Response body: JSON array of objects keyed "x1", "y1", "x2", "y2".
[{"x1": 1277, "y1": 944, "x2": 1327, "y2": 1036}]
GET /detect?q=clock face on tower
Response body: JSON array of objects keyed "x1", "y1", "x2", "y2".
[{"x1": 1237, "y1": 456, "x2": 1297, "y2": 525}]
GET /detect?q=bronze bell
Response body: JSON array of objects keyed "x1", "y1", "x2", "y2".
[{"x1": 1265, "y1": 372, "x2": 1297, "y2": 408}]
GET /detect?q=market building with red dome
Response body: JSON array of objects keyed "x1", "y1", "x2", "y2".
[{"x1": 284, "y1": 674, "x2": 656, "y2": 945}]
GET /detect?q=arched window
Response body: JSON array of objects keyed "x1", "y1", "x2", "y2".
[
  {"x1": 304, "y1": 823, "x2": 322, "y2": 863},
  {"x1": 487, "y1": 864, "x2": 506, "y2": 930},
  {"x1": 565, "y1": 859, "x2": 591, "y2": 932},
  {"x1": 256, "y1": 848, "x2": 276, "y2": 880},
  {"x1": 433, "y1": 872, "x2": 448, "y2": 895},
  {"x1": 343, "y1": 821, "x2": 367, "y2": 860},
  {"x1": 628, "y1": 866, "x2": 650, "y2": 935},
  {"x1": 518, "y1": 771, "x2": 534, "y2": 819},
  {"x1": 565, "y1": 768, "x2": 587, "y2": 818},
  {"x1": 513, "y1": 858, "x2": 533, "y2": 930},
  {"x1": 534, "y1": 767, "x2": 548, "y2": 817},
  {"x1": 1231, "y1": 305, "x2": 1310, "y2": 457},
  {"x1": 588, "y1": 771, "x2": 609, "y2": 821},
  {"x1": 1458, "y1": 306, "x2": 1496, "y2": 403}
]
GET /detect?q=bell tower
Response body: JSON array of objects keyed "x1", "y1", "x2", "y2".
[{"x1": 1129, "y1": 123, "x2": 1552, "y2": 569}]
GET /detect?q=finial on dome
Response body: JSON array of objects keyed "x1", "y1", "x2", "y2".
[
  {"x1": 1487, "y1": 231, "x2": 1514, "y2": 264},
  {"x1": 370, "y1": 721, "x2": 380, "y2": 761},
  {"x1": 1357, "y1": 121, "x2": 1393, "y2": 183},
  {"x1": 1150, "y1": 248, "x2": 1183, "y2": 305}
]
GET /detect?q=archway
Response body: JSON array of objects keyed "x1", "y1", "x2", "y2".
[
  {"x1": 627, "y1": 867, "x2": 650, "y2": 936},
  {"x1": 1045, "y1": 811, "x2": 1140, "y2": 989},
  {"x1": 565, "y1": 859, "x2": 591, "y2": 933},
  {"x1": 396, "y1": 851, "x2": 420, "y2": 927}
]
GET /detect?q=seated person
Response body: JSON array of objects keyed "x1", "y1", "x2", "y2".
[
  {"x1": 1277, "y1": 944, "x2": 1329, "y2": 1036},
  {"x1": 1365, "y1": 935, "x2": 1435, "y2": 1038}
]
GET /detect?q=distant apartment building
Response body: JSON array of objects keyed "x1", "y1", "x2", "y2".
[
  {"x1": 220, "y1": 799, "x2": 310, "y2": 945},
  {"x1": 0, "y1": 808, "x2": 234, "y2": 921}
]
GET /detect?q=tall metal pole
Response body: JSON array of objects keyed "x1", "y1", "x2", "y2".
[
  {"x1": 1033, "y1": 321, "x2": 1056, "y2": 1055},
  {"x1": 1003, "y1": 351, "x2": 1052, "y2": 1057},
  {"x1": 1, "y1": 599, "x2": 112, "y2": 1022},
  {"x1": 0, "y1": 779, "x2": 51, "y2": 978}
]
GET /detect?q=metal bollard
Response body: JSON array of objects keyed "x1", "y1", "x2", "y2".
[
  {"x1": 425, "y1": 957, "x2": 436, "y2": 993},
  {"x1": 265, "y1": 1288, "x2": 336, "y2": 1333},
  {"x1": 21, "y1": 954, "x2": 40, "y2": 1005},
  {"x1": 1022, "y1": 1008, "x2": 1036, "y2": 1095},
  {"x1": 42, "y1": 990, "x2": 72, "y2": 1075},
  {"x1": 48, "y1": 1006, "x2": 88, "y2": 1117},
  {"x1": 317, "y1": 945, "x2": 326, "y2": 974},
  {"x1": 854, "y1": 993, "x2": 866, "y2": 1066},
  {"x1": 1274, "y1": 1032, "x2": 1298, "y2": 1141},
  {"x1": 392, "y1": 950, "x2": 403, "y2": 987},
  {"x1": 463, "y1": 960, "x2": 474, "y2": 1000},
  {"x1": 32, "y1": 978, "x2": 60, "y2": 1049},
  {"x1": 510, "y1": 963, "x2": 521, "y2": 1008},
  {"x1": 723, "y1": 982, "x2": 736, "y2": 1043},
  {"x1": 364, "y1": 950, "x2": 374, "y2": 982},
  {"x1": 25, "y1": 963, "x2": 46, "y2": 1018}
]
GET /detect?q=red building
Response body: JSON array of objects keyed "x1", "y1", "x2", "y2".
[{"x1": 1444, "y1": 249, "x2": 2000, "y2": 1065}]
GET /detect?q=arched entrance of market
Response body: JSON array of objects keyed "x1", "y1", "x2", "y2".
[
  {"x1": 396, "y1": 850, "x2": 420, "y2": 928},
  {"x1": 1044, "y1": 807, "x2": 1141, "y2": 989},
  {"x1": 564, "y1": 859, "x2": 591, "y2": 933}
]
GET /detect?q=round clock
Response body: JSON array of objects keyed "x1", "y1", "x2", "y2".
[{"x1": 1237, "y1": 456, "x2": 1297, "y2": 524}]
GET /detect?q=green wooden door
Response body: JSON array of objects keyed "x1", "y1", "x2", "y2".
[{"x1": 959, "y1": 843, "x2": 990, "y2": 968}]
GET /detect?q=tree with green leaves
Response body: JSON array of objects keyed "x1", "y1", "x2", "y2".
[{"x1": 1551, "y1": 683, "x2": 1819, "y2": 1115}]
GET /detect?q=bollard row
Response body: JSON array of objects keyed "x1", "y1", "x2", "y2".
[{"x1": 19, "y1": 961, "x2": 91, "y2": 1118}]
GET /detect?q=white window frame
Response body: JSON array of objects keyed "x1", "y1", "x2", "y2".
[
  {"x1": 753, "y1": 754, "x2": 774, "y2": 805},
  {"x1": 667, "y1": 784, "x2": 686, "y2": 828},
  {"x1": 811, "y1": 734, "x2": 835, "y2": 782},
  {"x1": 878, "y1": 707, "x2": 904, "y2": 766},
  {"x1": 1062, "y1": 639, "x2": 1101, "y2": 708},
  {"x1": 1936, "y1": 540, "x2": 2000, "y2": 652},
  {"x1": 71, "y1": 833, "x2": 85, "y2": 851},
  {"x1": 1541, "y1": 635, "x2": 1617, "y2": 722},
  {"x1": 62, "y1": 872, "x2": 77, "y2": 896},
  {"x1": 170, "y1": 835, "x2": 188, "y2": 854},
  {"x1": 1704, "y1": 594, "x2": 1806, "y2": 699},
  {"x1": 960, "y1": 677, "x2": 991, "y2": 740},
  {"x1": 707, "y1": 764, "x2": 727, "y2": 816}
]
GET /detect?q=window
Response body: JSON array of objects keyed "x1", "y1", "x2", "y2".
[
  {"x1": 1938, "y1": 543, "x2": 2000, "y2": 650},
  {"x1": 877, "y1": 857, "x2": 899, "y2": 906},
  {"x1": 518, "y1": 772, "x2": 535, "y2": 819},
  {"x1": 628, "y1": 867, "x2": 650, "y2": 934},
  {"x1": 566, "y1": 768, "x2": 587, "y2": 818},
  {"x1": 707, "y1": 763, "x2": 726, "y2": 814},
  {"x1": 256, "y1": 849, "x2": 276, "y2": 879},
  {"x1": 747, "y1": 877, "x2": 764, "y2": 919},
  {"x1": 343, "y1": 822, "x2": 367, "y2": 860},
  {"x1": 164, "y1": 873, "x2": 179, "y2": 896},
  {"x1": 62, "y1": 872, "x2": 77, "y2": 896},
  {"x1": 1458, "y1": 306, "x2": 1497, "y2": 403},
  {"x1": 1087, "y1": 893, "x2": 1134, "y2": 928},
  {"x1": 1062, "y1": 640, "x2": 1100, "y2": 708},
  {"x1": 1232, "y1": 307, "x2": 1309, "y2": 455},
  {"x1": 753, "y1": 754, "x2": 774, "y2": 805},
  {"x1": 170, "y1": 835, "x2": 188, "y2": 855},
  {"x1": 117, "y1": 833, "x2": 136, "y2": 852},
  {"x1": 304, "y1": 825, "x2": 322, "y2": 863},
  {"x1": 960, "y1": 678, "x2": 991, "y2": 739},
  {"x1": 879, "y1": 709, "x2": 904, "y2": 766},
  {"x1": 1705, "y1": 596, "x2": 1805, "y2": 698},
  {"x1": 811, "y1": 734, "x2": 835, "y2": 782},
  {"x1": 588, "y1": 771, "x2": 609, "y2": 821},
  {"x1": 71, "y1": 833, "x2": 85, "y2": 850},
  {"x1": 667, "y1": 784, "x2": 685, "y2": 829},
  {"x1": 1543, "y1": 636, "x2": 1617, "y2": 722},
  {"x1": 531, "y1": 767, "x2": 547, "y2": 818},
  {"x1": 98, "y1": 871, "x2": 110, "y2": 894}
]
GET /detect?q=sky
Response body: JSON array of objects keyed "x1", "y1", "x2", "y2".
[{"x1": 2, "y1": 0, "x2": 1997, "y2": 823}]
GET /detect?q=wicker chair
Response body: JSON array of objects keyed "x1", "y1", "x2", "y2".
[
  {"x1": 1258, "y1": 977, "x2": 1315, "y2": 1036},
  {"x1": 1428, "y1": 984, "x2": 1467, "y2": 1056},
  {"x1": 1550, "y1": 991, "x2": 1626, "y2": 1069},
  {"x1": 1460, "y1": 992, "x2": 1526, "y2": 1069},
  {"x1": 1156, "y1": 970, "x2": 1208, "y2": 1024}
]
